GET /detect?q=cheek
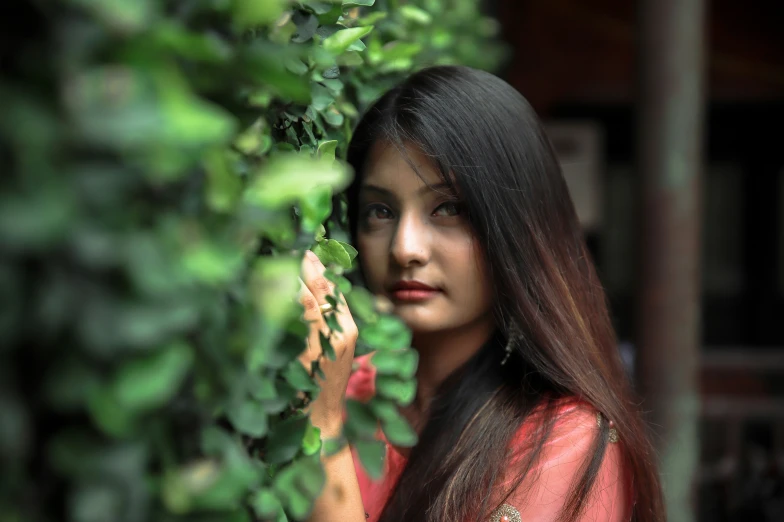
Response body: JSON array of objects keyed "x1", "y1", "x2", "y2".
[
  {"x1": 452, "y1": 239, "x2": 492, "y2": 306},
  {"x1": 441, "y1": 234, "x2": 485, "y2": 277},
  {"x1": 356, "y1": 235, "x2": 387, "y2": 290}
]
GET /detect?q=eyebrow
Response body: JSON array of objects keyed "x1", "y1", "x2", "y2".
[{"x1": 360, "y1": 182, "x2": 456, "y2": 198}]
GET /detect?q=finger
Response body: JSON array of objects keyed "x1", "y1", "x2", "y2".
[
  {"x1": 301, "y1": 250, "x2": 335, "y2": 307},
  {"x1": 299, "y1": 278, "x2": 324, "y2": 323},
  {"x1": 298, "y1": 279, "x2": 328, "y2": 363},
  {"x1": 301, "y1": 251, "x2": 356, "y2": 336}
]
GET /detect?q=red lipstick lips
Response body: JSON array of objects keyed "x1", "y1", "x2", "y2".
[{"x1": 388, "y1": 280, "x2": 441, "y2": 302}]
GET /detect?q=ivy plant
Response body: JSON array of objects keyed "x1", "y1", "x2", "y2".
[{"x1": 0, "y1": 1, "x2": 504, "y2": 521}]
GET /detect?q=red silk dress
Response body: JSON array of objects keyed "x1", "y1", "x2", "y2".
[{"x1": 346, "y1": 355, "x2": 633, "y2": 522}]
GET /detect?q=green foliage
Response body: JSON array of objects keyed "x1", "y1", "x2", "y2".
[{"x1": 0, "y1": 1, "x2": 504, "y2": 521}]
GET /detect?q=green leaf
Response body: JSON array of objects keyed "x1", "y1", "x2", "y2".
[
  {"x1": 67, "y1": 66, "x2": 236, "y2": 157},
  {"x1": 319, "y1": 331, "x2": 336, "y2": 361},
  {"x1": 300, "y1": 186, "x2": 333, "y2": 233},
  {"x1": 344, "y1": 400, "x2": 378, "y2": 437},
  {"x1": 311, "y1": 239, "x2": 352, "y2": 269},
  {"x1": 317, "y1": 140, "x2": 338, "y2": 161},
  {"x1": 295, "y1": 456, "x2": 326, "y2": 499},
  {"x1": 153, "y1": 22, "x2": 232, "y2": 63},
  {"x1": 311, "y1": 83, "x2": 334, "y2": 111},
  {"x1": 316, "y1": 4, "x2": 343, "y2": 25},
  {"x1": 282, "y1": 360, "x2": 319, "y2": 392},
  {"x1": 253, "y1": 208, "x2": 297, "y2": 249},
  {"x1": 157, "y1": 70, "x2": 237, "y2": 148},
  {"x1": 273, "y1": 456, "x2": 325, "y2": 518},
  {"x1": 266, "y1": 415, "x2": 309, "y2": 465},
  {"x1": 368, "y1": 398, "x2": 399, "y2": 422},
  {"x1": 371, "y1": 349, "x2": 418, "y2": 379},
  {"x1": 322, "y1": 66, "x2": 341, "y2": 80},
  {"x1": 162, "y1": 460, "x2": 220, "y2": 513},
  {"x1": 347, "y1": 39, "x2": 366, "y2": 52},
  {"x1": 321, "y1": 79, "x2": 343, "y2": 97},
  {"x1": 360, "y1": 315, "x2": 412, "y2": 350},
  {"x1": 336, "y1": 51, "x2": 364, "y2": 67},
  {"x1": 337, "y1": 276, "x2": 352, "y2": 294},
  {"x1": 306, "y1": 1, "x2": 339, "y2": 15},
  {"x1": 260, "y1": 329, "x2": 306, "y2": 371},
  {"x1": 113, "y1": 341, "x2": 193, "y2": 411},
  {"x1": 44, "y1": 359, "x2": 101, "y2": 410},
  {"x1": 284, "y1": 57, "x2": 309, "y2": 75},
  {"x1": 244, "y1": 154, "x2": 351, "y2": 209},
  {"x1": 324, "y1": 239, "x2": 352, "y2": 268},
  {"x1": 343, "y1": 0, "x2": 375, "y2": 7},
  {"x1": 227, "y1": 399, "x2": 269, "y2": 437},
  {"x1": 315, "y1": 24, "x2": 341, "y2": 39},
  {"x1": 67, "y1": 0, "x2": 155, "y2": 33},
  {"x1": 375, "y1": 375, "x2": 416, "y2": 406},
  {"x1": 182, "y1": 241, "x2": 244, "y2": 285},
  {"x1": 354, "y1": 439, "x2": 385, "y2": 480},
  {"x1": 200, "y1": 425, "x2": 236, "y2": 459},
  {"x1": 204, "y1": 148, "x2": 241, "y2": 212},
  {"x1": 336, "y1": 241, "x2": 358, "y2": 262},
  {"x1": 87, "y1": 388, "x2": 135, "y2": 437},
  {"x1": 302, "y1": 423, "x2": 322, "y2": 456},
  {"x1": 231, "y1": 0, "x2": 286, "y2": 28},
  {"x1": 325, "y1": 271, "x2": 352, "y2": 294},
  {"x1": 251, "y1": 489, "x2": 283, "y2": 519},
  {"x1": 322, "y1": 107, "x2": 344, "y2": 127},
  {"x1": 356, "y1": 11, "x2": 387, "y2": 26},
  {"x1": 311, "y1": 241, "x2": 329, "y2": 266},
  {"x1": 244, "y1": 45, "x2": 311, "y2": 103},
  {"x1": 71, "y1": 482, "x2": 123, "y2": 522},
  {"x1": 191, "y1": 455, "x2": 259, "y2": 510},
  {"x1": 261, "y1": 382, "x2": 296, "y2": 414},
  {"x1": 324, "y1": 312, "x2": 343, "y2": 333},
  {"x1": 315, "y1": 224, "x2": 327, "y2": 241},
  {"x1": 248, "y1": 374, "x2": 278, "y2": 400},
  {"x1": 250, "y1": 257, "x2": 300, "y2": 326},
  {"x1": 0, "y1": 187, "x2": 76, "y2": 251},
  {"x1": 322, "y1": 434, "x2": 347, "y2": 457},
  {"x1": 322, "y1": 26, "x2": 374, "y2": 55},
  {"x1": 345, "y1": 287, "x2": 377, "y2": 323},
  {"x1": 100, "y1": 300, "x2": 200, "y2": 349},
  {"x1": 292, "y1": 11, "x2": 319, "y2": 43},
  {"x1": 380, "y1": 409, "x2": 418, "y2": 447},
  {"x1": 399, "y1": 5, "x2": 432, "y2": 24},
  {"x1": 381, "y1": 42, "x2": 423, "y2": 61}
]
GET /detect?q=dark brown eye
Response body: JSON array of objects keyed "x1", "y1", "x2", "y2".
[
  {"x1": 365, "y1": 204, "x2": 394, "y2": 221},
  {"x1": 433, "y1": 202, "x2": 461, "y2": 217}
]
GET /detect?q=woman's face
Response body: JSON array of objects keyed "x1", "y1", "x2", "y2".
[{"x1": 356, "y1": 142, "x2": 493, "y2": 336}]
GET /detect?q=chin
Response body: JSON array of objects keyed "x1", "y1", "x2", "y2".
[{"x1": 393, "y1": 307, "x2": 456, "y2": 335}]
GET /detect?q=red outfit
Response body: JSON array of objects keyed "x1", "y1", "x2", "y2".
[{"x1": 346, "y1": 355, "x2": 633, "y2": 521}]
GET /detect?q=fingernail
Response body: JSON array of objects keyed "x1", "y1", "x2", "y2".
[{"x1": 306, "y1": 250, "x2": 318, "y2": 262}]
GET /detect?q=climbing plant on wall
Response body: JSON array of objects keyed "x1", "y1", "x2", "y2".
[{"x1": 0, "y1": 1, "x2": 505, "y2": 521}]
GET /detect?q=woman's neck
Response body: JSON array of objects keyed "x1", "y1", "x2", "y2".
[{"x1": 406, "y1": 315, "x2": 496, "y2": 422}]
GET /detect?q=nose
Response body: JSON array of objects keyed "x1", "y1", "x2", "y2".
[{"x1": 390, "y1": 212, "x2": 430, "y2": 267}]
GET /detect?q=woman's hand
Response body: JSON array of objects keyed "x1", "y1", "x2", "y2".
[
  {"x1": 299, "y1": 250, "x2": 358, "y2": 437},
  {"x1": 299, "y1": 251, "x2": 366, "y2": 522}
]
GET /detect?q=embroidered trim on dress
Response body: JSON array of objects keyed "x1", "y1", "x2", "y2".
[
  {"x1": 596, "y1": 412, "x2": 619, "y2": 443},
  {"x1": 489, "y1": 503, "x2": 521, "y2": 522}
]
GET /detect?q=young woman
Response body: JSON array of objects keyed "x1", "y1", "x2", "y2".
[{"x1": 297, "y1": 66, "x2": 664, "y2": 522}]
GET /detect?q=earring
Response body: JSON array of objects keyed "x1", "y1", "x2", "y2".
[{"x1": 501, "y1": 323, "x2": 520, "y2": 366}]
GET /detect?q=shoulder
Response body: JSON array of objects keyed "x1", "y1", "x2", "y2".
[
  {"x1": 501, "y1": 399, "x2": 630, "y2": 521},
  {"x1": 511, "y1": 399, "x2": 623, "y2": 474},
  {"x1": 511, "y1": 398, "x2": 601, "y2": 451},
  {"x1": 542, "y1": 399, "x2": 606, "y2": 453}
]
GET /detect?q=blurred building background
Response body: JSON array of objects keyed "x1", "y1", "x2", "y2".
[{"x1": 487, "y1": 0, "x2": 784, "y2": 520}]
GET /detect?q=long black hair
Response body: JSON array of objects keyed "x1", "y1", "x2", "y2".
[{"x1": 345, "y1": 66, "x2": 664, "y2": 522}]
